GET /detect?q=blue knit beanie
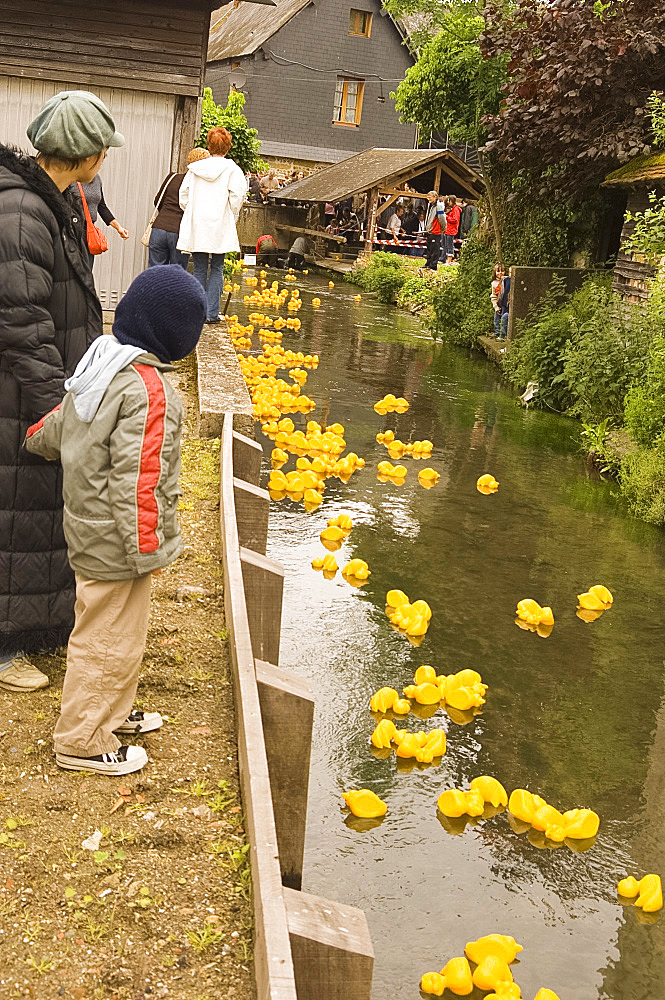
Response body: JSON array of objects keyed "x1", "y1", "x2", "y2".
[{"x1": 113, "y1": 266, "x2": 207, "y2": 363}]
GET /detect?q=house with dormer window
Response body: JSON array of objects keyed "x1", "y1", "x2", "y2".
[{"x1": 206, "y1": 0, "x2": 416, "y2": 168}]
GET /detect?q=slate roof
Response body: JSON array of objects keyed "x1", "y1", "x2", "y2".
[
  {"x1": 269, "y1": 146, "x2": 484, "y2": 202},
  {"x1": 259, "y1": 140, "x2": 356, "y2": 163},
  {"x1": 208, "y1": 0, "x2": 311, "y2": 61}
]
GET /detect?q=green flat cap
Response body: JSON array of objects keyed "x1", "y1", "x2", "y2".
[{"x1": 27, "y1": 90, "x2": 124, "y2": 159}]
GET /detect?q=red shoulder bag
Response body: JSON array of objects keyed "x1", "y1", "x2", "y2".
[{"x1": 77, "y1": 182, "x2": 108, "y2": 255}]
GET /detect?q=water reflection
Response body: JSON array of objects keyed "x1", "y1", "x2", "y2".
[{"x1": 246, "y1": 274, "x2": 665, "y2": 999}]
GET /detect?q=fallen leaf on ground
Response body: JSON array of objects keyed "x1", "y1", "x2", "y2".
[
  {"x1": 189, "y1": 726, "x2": 211, "y2": 735},
  {"x1": 81, "y1": 829, "x2": 103, "y2": 851}
]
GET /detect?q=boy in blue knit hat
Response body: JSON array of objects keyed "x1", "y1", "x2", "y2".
[{"x1": 25, "y1": 266, "x2": 206, "y2": 775}]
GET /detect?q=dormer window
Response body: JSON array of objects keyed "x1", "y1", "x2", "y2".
[{"x1": 349, "y1": 9, "x2": 372, "y2": 36}]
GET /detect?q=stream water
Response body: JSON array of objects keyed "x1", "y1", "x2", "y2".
[{"x1": 241, "y1": 271, "x2": 665, "y2": 1000}]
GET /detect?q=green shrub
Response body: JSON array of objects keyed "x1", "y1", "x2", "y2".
[
  {"x1": 199, "y1": 88, "x2": 265, "y2": 174},
  {"x1": 347, "y1": 252, "x2": 408, "y2": 303},
  {"x1": 502, "y1": 274, "x2": 650, "y2": 419},
  {"x1": 624, "y1": 338, "x2": 665, "y2": 448},
  {"x1": 619, "y1": 447, "x2": 665, "y2": 526},
  {"x1": 430, "y1": 237, "x2": 495, "y2": 345},
  {"x1": 501, "y1": 277, "x2": 580, "y2": 411}
]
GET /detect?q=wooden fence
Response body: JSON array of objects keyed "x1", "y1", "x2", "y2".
[{"x1": 219, "y1": 413, "x2": 374, "y2": 1000}]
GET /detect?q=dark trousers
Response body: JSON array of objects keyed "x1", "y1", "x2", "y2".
[
  {"x1": 148, "y1": 228, "x2": 189, "y2": 268},
  {"x1": 425, "y1": 234, "x2": 441, "y2": 270},
  {"x1": 257, "y1": 248, "x2": 278, "y2": 267},
  {"x1": 285, "y1": 252, "x2": 305, "y2": 271}
]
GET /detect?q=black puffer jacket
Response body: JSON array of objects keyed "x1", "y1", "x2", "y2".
[{"x1": 0, "y1": 144, "x2": 102, "y2": 656}]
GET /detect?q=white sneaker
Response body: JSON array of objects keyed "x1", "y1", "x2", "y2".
[
  {"x1": 55, "y1": 745, "x2": 148, "y2": 775},
  {"x1": 0, "y1": 656, "x2": 49, "y2": 692},
  {"x1": 114, "y1": 710, "x2": 163, "y2": 734}
]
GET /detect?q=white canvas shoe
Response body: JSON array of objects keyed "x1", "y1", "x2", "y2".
[
  {"x1": 55, "y1": 745, "x2": 148, "y2": 775},
  {"x1": 114, "y1": 710, "x2": 163, "y2": 735}
]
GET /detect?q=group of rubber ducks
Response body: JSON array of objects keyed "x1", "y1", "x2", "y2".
[
  {"x1": 421, "y1": 934, "x2": 560, "y2": 1000},
  {"x1": 507, "y1": 788, "x2": 600, "y2": 842},
  {"x1": 617, "y1": 873, "x2": 662, "y2": 913},
  {"x1": 384, "y1": 589, "x2": 433, "y2": 640},
  {"x1": 369, "y1": 719, "x2": 447, "y2": 763},
  {"x1": 515, "y1": 585, "x2": 613, "y2": 637},
  {"x1": 310, "y1": 515, "x2": 372, "y2": 584},
  {"x1": 373, "y1": 393, "x2": 410, "y2": 415},
  {"x1": 368, "y1": 666, "x2": 486, "y2": 726}
]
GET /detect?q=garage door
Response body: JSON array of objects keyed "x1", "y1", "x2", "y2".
[{"x1": 0, "y1": 77, "x2": 176, "y2": 310}]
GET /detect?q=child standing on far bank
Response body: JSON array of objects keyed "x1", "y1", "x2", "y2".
[
  {"x1": 25, "y1": 266, "x2": 206, "y2": 776},
  {"x1": 491, "y1": 263, "x2": 507, "y2": 339}
]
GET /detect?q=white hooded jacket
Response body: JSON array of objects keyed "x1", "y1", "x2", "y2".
[{"x1": 177, "y1": 155, "x2": 248, "y2": 255}]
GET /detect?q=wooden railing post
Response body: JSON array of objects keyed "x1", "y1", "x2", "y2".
[
  {"x1": 234, "y1": 479, "x2": 269, "y2": 555},
  {"x1": 232, "y1": 429, "x2": 263, "y2": 486},
  {"x1": 284, "y1": 888, "x2": 374, "y2": 1000},
  {"x1": 256, "y1": 660, "x2": 314, "y2": 890},
  {"x1": 240, "y1": 548, "x2": 284, "y2": 665}
]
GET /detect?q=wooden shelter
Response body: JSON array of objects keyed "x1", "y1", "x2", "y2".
[
  {"x1": 603, "y1": 152, "x2": 665, "y2": 305},
  {"x1": 0, "y1": 0, "x2": 268, "y2": 309},
  {"x1": 271, "y1": 146, "x2": 484, "y2": 251}
]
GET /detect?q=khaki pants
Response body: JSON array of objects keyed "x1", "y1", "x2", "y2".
[{"x1": 54, "y1": 574, "x2": 152, "y2": 756}]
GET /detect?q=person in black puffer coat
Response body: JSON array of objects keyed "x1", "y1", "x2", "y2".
[{"x1": 0, "y1": 89, "x2": 124, "y2": 693}]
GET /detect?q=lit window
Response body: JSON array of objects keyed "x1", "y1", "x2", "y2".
[
  {"x1": 333, "y1": 78, "x2": 365, "y2": 126},
  {"x1": 349, "y1": 8, "x2": 372, "y2": 36}
]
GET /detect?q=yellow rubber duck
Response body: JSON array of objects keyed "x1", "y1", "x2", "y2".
[
  {"x1": 311, "y1": 556, "x2": 324, "y2": 570},
  {"x1": 508, "y1": 789, "x2": 548, "y2": 825},
  {"x1": 395, "y1": 732, "x2": 425, "y2": 759},
  {"x1": 312, "y1": 297, "x2": 321, "y2": 307},
  {"x1": 516, "y1": 599, "x2": 554, "y2": 628},
  {"x1": 418, "y1": 467, "x2": 440, "y2": 484},
  {"x1": 635, "y1": 874, "x2": 663, "y2": 911},
  {"x1": 320, "y1": 525, "x2": 345, "y2": 543},
  {"x1": 420, "y1": 972, "x2": 446, "y2": 996},
  {"x1": 370, "y1": 687, "x2": 399, "y2": 713},
  {"x1": 437, "y1": 788, "x2": 482, "y2": 818},
  {"x1": 354, "y1": 294, "x2": 362, "y2": 301},
  {"x1": 531, "y1": 803, "x2": 565, "y2": 833},
  {"x1": 562, "y1": 807, "x2": 600, "y2": 839},
  {"x1": 370, "y1": 719, "x2": 397, "y2": 748},
  {"x1": 414, "y1": 664, "x2": 437, "y2": 684},
  {"x1": 392, "y1": 698, "x2": 411, "y2": 715},
  {"x1": 534, "y1": 991, "x2": 561, "y2": 1000},
  {"x1": 413, "y1": 682, "x2": 441, "y2": 705},
  {"x1": 341, "y1": 789, "x2": 387, "y2": 818},
  {"x1": 617, "y1": 875, "x2": 641, "y2": 897},
  {"x1": 304, "y1": 488, "x2": 322, "y2": 506},
  {"x1": 578, "y1": 584, "x2": 613, "y2": 610},
  {"x1": 386, "y1": 589, "x2": 409, "y2": 608},
  {"x1": 438, "y1": 957, "x2": 473, "y2": 996},
  {"x1": 469, "y1": 776, "x2": 509, "y2": 809},
  {"x1": 342, "y1": 559, "x2": 371, "y2": 580},
  {"x1": 477, "y1": 473, "x2": 499, "y2": 493},
  {"x1": 465, "y1": 934, "x2": 522, "y2": 966},
  {"x1": 472, "y1": 955, "x2": 514, "y2": 992},
  {"x1": 420, "y1": 728, "x2": 446, "y2": 758},
  {"x1": 321, "y1": 554, "x2": 338, "y2": 574}
]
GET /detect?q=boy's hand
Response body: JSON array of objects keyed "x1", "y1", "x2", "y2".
[{"x1": 152, "y1": 568, "x2": 163, "y2": 576}]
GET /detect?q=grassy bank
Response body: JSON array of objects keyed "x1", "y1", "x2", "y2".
[{"x1": 344, "y1": 251, "x2": 456, "y2": 321}]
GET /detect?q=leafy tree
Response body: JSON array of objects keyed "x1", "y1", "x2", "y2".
[
  {"x1": 481, "y1": 0, "x2": 665, "y2": 194},
  {"x1": 388, "y1": 1, "x2": 507, "y2": 250},
  {"x1": 198, "y1": 87, "x2": 266, "y2": 174}
]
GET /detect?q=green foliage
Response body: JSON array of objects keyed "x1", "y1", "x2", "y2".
[
  {"x1": 430, "y1": 237, "x2": 495, "y2": 345},
  {"x1": 503, "y1": 275, "x2": 653, "y2": 422},
  {"x1": 500, "y1": 179, "x2": 603, "y2": 268},
  {"x1": 623, "y1": 190, "x2": 665, "y2": 263},
  {"x1": 199, "y1": 88, "x2": 265, "y2": 174},
  {"x1": 648, "y1": 92, "x2": 665, "y2": 147},
  {"x1": 348, "y1": 252, "x2": 408, "y2": 303},
  {"x1": 624, "y1": 338, "x2": 665, "y2": 448},
  {"x1": 391, "y1": 6, "x2": 505, "y2": 145},
  {"x1": 619, "y1": 447, "x2": 665, "y2": 526}
]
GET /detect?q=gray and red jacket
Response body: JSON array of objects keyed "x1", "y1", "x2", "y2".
[{"x1": 25, "y1": 355, "x2": 183, "y2": 581}]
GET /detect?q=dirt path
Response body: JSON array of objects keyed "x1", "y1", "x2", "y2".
[{"x1": 0, "y1": 358, "x2": 255, "y2": 1000}]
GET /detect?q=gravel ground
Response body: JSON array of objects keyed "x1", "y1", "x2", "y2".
[{"x1": 0, "y1": 357, "x2": 255, "y2": 1000}]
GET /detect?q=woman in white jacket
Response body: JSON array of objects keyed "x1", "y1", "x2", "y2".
[{"x1": 177, "y1": 127, "x2": 248, "y2": 323}]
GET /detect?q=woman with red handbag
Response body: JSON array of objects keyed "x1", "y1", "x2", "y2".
[{"x1": 73, "y1": 174, "x2": 129, "y2": 268}]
